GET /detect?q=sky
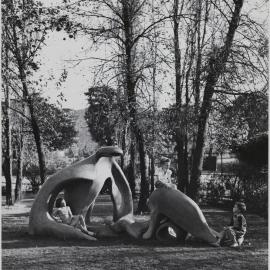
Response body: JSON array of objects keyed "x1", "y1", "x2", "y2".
[
  {"x1": 37, "y1": 0, "x2": 268, "y2": 110},
  {"x1": 36, "y1": 31, "x2": 98, "y2": 109}
]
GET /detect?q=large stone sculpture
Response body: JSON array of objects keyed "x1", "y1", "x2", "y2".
[
  {"x1": 29, "y1": 146, "x2": 220, "y2": 246},
  {"x1": 143, "y1": 188, "x2": 220, "y2": 246},
  {"x1": 29, "y1": 146, "x2": 135, "y2": 241}
]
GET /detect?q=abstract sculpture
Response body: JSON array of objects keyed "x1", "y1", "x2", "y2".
[
  {"x1": 143, "y1": 188, "x2": 220, "y2": 245},
  {"x1": 29, "y1": 146, "x2": 135, "y2": 240},
  {"x1": 29, "y1": 146, "x2": 220, "y2": 246}
]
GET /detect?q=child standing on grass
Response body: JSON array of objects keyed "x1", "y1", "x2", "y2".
[
  {"x1": 53, "y1": 197, "x2": 94, "y2": 236},
  {"x1": 220, "y1": 201, "x2": 247, "y2": 247}
]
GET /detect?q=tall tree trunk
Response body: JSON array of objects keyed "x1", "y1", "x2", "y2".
[
  {"x1": 19, "y1": 67, "x2": 46, "y2": 184},
  {"x1": 194, "y1": 0, "x2": 202, "y2": 118},
  {"x1": 15, "y1": 121, "x2": 24, "y2": 202},
  {"x1": 2, "y1": 117, "x2": 13, "y2": 206},
  {"x1": 149, "y1": 152, "x2": 155, "y2": 193},
  {"x1": 27, "y1": 96, "x2": 46, "y2": 184},
  {"x1": 2, "y1": 43, "x2": 13, "y2": 206},
  {"x1": 11, "y1": 18, "x2": 46, "y2": 185},
  {"x1": 182, "y1": 131, "x2": 189, "y2": 193},
  {"x1": 189, "y1": 0, "x2": 244, "y2": 201},
  {"x1": 122, "y1": 1, "x2": 149, "y2": 212},
  {"x1": 191, "y1": 0, "x2": 203, "y2": 192},
  {"x1": 181, "y1": 46, "x2": 194, "y2": 192},
  {"x1": 120, "y1": 124, "x2": 126, "y2": 168},
  {"x1": 173, "y1": 0, "x2": 185, "y2": 191},
  {"x1": 123, "y1": 123, "x2": 136, "y2": 197},
  {"x1": 15, "y1": 141, "x2": 23, "y2": 202},
  {"x1": 136, "y1": 128, "x2": 149, "y2": 213},
  {"x1": 150, "y1": 1, "x2": 157, "y2": 194},
  {"x1": 128, "y1": 139, "x2": 136, "y2": 198}
]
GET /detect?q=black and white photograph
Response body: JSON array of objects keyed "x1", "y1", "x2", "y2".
[{"x1": 1, "y1": 0, "x2": 268, "y2": 269}]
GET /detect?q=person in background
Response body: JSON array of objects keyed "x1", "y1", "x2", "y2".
[{"x1": 154, "y1": 156, "x2": 176, "y2": 189}]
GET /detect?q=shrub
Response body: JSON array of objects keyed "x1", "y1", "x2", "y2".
[
  {"x1": 245, "y1": 184, "x2": 268, "y2": 219},
  {"x1": 203, "y1": 168, "x2": 267, "y2": 218}
]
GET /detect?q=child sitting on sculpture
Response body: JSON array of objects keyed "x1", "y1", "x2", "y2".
[
  {"x1": 154, "y1": 157, "x2": 177, "y2": 190},
  {"x1": 52, "y1": 197, "x2": 94, "y2": 236},
  {"x1": 220, "y1": 201, "x2": 247, "y2": 247}
]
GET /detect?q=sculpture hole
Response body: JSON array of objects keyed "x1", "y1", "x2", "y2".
[
  {"x1": 47, "y1": 178, "x2": 93, "y2": 217},
  {"x1": 168, "y1": 227, "x2": 177, "y2": 238},
  {"x1": 156, "y1": 223, "x2": 188, "y2": 242},
  {"x1": 91, "y1": 178, "x2": 114, "y2": 224},
  {"x1": 49, "y1": 190, "x2": 66, "y2": 223},
  {"x1": 156, "y1": 225, "x2": 178, "y2": 241}
]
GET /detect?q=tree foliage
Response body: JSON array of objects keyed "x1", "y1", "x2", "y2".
[
  {"x1": 1, "y1": 0, "x2": 268, "y2": 205},
  {"x1": 235, "y1": 133, "x2": 268, "y2": 168},
  {"x1": 209, "y1": 92, "x2": 268, "y2": 154},
  {"x1": 85, "y1": 86, "x2": 121, "y2": 146},
  {"x1": 1, "y1": 0, "x2": 53, "y2": 184},
  {"x1": 55, "y1": 0, "x2": 267, "y2": 202},
  {"x1": 33, "y1": 96, "x2": 78, "y2": 150}
]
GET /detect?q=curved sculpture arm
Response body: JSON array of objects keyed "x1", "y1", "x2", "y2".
[
  {"x1": 110, "y1": 160, "x2": 133, "y2": 221},
  {"x1": 29, "y1": 147, "x2": 134, "y2": 241}
]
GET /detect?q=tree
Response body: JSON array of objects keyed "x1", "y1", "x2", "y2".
[
  {"x1": 189, "y1": 0, "x2": 245, "y2": 201},
  {"x1": 1, "y1": 43, "x2": 13, "y2": 205},
  {"x1": 35, "y1": 0, "x2": 267, "y2": 206},
  {"x1": 2, "y1": 94, "x2": 78, "y2": 200},
  {"x1": 58, "y1": 0, "x2": 174, "y2": 211},
  {"x1": 85, "y1": 86, "x2": 121, "y2": 146},
  {"x1": 2, "y1": 0, "x2": 52, "y2": 184},
  {"x1": 12, "y1": 102, "x2": 25, "y2": 202},
  {"x1": 235, "y1": 133, "x2": 268, "y2": 169},
  {"x1": 33, "y1": 96, "x2": 78, "y2": 151},
  {"x1": 209, "y1": 92, "x2": 268, "y2": 156},
  {"x1": 227, "y1": 92, "x2": 268, "y2": 140}
]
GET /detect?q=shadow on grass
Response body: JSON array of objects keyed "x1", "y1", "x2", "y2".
[
  {"x1": 2, "y1": 196, "x2": 268, "y2": 255},
  {"x1": 2, "y1": 221, "x2": 263, "y2": 253}
]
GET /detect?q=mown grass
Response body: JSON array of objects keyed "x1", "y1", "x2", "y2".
[{"x1": 2, "y1": 194, "x2": 268, "y2": 270}]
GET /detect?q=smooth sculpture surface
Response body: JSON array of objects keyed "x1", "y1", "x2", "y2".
[
  {"x1": 29, "y1": 146, "x2": 220, "y2": 246},
  {"x1": 29, "y1": 146, "x2": 134, "y2": 241},
  {"x1": 143, "y1": 188, "x2": 219, "y2": 245}
]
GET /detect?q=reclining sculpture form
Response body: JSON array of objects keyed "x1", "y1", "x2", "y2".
[
  {"x1": 143, "y1": 187, "x2": 220, "y2": 246},
  {"x1": 29, "y1": 146, "x2": 135, "y2": 241},
  {"x1": 29, "y1": 146, "x2": 220, "y2": 245}
]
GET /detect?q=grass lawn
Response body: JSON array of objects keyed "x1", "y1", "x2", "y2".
[{"x1": 2, "y1": 193, "x2": 268, "y2": 270}]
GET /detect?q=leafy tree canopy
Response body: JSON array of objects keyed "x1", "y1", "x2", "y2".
[
  {"x1": 32, "y1": 95, "x2": 78, "y2": 150},
  {"x1": 235, "y1": 133, "x2": 268, "y2": 168},
  {"x1": 208, "y1": 92, "x2": 268, "y2": 153},
  {"x1": 84, "y1": 86, "x2": 122, "y2": 146}
]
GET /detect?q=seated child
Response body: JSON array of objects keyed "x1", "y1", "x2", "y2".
[
  {"x1": 220, "y1": 201, "x2": 247, "y2": 247},
  {"x1": 53, "y1": 197, "x2": 94, "y2": 236}
]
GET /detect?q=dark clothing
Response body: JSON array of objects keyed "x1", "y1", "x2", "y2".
[
  {"x1": 229, "y1": 214, "x2": 247, "y2": 239},
  {"x1": 221, "y1": 214, "x2": 247, "y2": 246}
]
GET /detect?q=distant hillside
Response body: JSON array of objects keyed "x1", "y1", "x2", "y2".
[{"x1": 73, "y1": 109, "x2": 98, "y2": 154}]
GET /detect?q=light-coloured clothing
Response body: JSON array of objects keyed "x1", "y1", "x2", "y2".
[
  {"x1": 155, "y1": 168, "x2": 172, "y2": 185},
  {"x1": 53, "y1": 206, "x2": 73, "y2": 225},
  {"x1": 52, "y1": 205, "x2": 94, "y2": 237}
]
